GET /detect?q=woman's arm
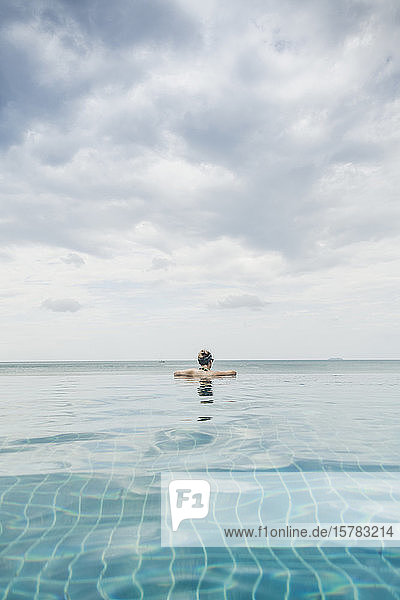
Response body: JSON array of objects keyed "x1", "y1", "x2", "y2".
[
  {"x1": 174, "y1": 369, "x2": 197, "y2": 377},
  {"x1": 213, "y1": 370, "x2": 237, "y2": 376}
]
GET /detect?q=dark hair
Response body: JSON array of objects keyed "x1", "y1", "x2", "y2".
[{"x1": 198, "y1": 349, "x2": 213, "y2": 365}]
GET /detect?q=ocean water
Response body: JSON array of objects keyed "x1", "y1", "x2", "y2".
[{"x1": 0, "y1": 360, "x2": 400, "y2": 599}]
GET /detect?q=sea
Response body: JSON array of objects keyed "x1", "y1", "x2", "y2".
[{"x1": 0, "y1": 360, "x2": 399, "y2": 599}]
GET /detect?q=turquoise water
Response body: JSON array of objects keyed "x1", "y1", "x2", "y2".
[{"x1": 0, "y1": 360, "x2": 400, "y2": 599}]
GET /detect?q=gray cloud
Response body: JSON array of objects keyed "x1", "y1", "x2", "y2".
[
  {"x1": 149, "y1": 257, "x2": 173, "y2": 270},
  {"x1": 0, "y1": 290, "x2": 19, "y2": 298},
  {"x1": 0, "y1": 250, "x2": 13, "y2": 261},
  {"x1": 61, "y1": 253, "x2": 85, "y2": 267},
  {"x1": 41, "y1": 298, "x2": 83, "y2": 312},
  {"x1": 62, "y1": 0, "x2": 198, "y2": 48},
  {"x1": 0, "y1": 0, "x2": 198, "y2": 147},
  {"x1": 217, "y1": 294, "x2": 267, "y2": 310}
]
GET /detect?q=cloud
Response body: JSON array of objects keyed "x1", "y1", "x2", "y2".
[
  {"x1": 0, "y1": 0, "x2": 198, "y2": 147},
  {"x1": 216, "y1": 294, "x2": 267, "y2": 310},
  {"x1": 41, "y1": 298, "x2": 83, "y2": 312},
  {"x1": 61, "y1": 253, "x2": 85, "y2": 267},
  {"x1": 149, "y1": 257, "x2": 173, "y2": 270},
  {"x1": 0, "y1": 250, "x2": 13, "y2": 261}
]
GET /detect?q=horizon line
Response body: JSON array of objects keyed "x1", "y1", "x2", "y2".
[{"x1": 1, "y1": 358, "x2": 400, "y2": 363}]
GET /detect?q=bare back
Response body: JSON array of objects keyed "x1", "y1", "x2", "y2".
[{"x1": 174, "y1": 368, "x2": 236, "y2": 378}]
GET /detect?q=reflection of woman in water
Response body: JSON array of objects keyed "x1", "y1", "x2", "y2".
[
  {"x1": 174, "y1": 350, "x2": 237, "y2": 378},
  {"x1": 198, "y1": 379, "x2": 214, "y2": 398}
]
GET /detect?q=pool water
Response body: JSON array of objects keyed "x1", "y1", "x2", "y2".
[{"x1": 0, "y1": 361, "x2": 400, "y2": 599}]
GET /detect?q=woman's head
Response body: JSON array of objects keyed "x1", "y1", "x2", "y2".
[{"x1": 198, "y1": 349, "x2": 213, "y2": 366}]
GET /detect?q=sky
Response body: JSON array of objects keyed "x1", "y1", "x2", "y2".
[{"x1": 1, "y1": 0, "x2": 399, "y2": 360}]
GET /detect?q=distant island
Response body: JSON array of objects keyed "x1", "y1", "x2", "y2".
[{"x1": 328, "y1": 357, "x2": 344, "y2": 361}]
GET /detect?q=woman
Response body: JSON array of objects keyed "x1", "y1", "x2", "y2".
[{"x1": 174, "y1": 349, "x2": 236, "y2": 378}]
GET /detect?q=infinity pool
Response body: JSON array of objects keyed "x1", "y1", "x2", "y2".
[{"x1": 0, "y1": 361, "x2": 400, "y2": 599}]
